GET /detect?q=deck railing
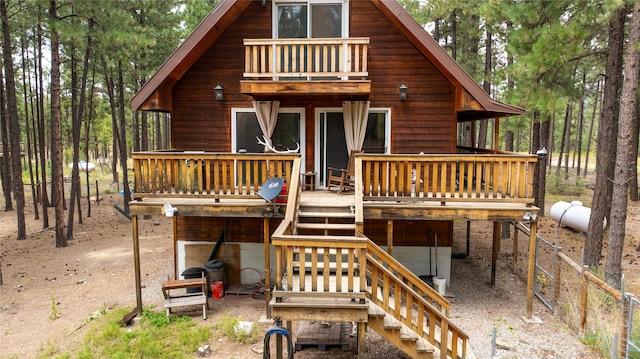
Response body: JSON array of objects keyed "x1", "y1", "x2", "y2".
[
  {"x1": 131, "y1": 152, "x2": 298, "y2": 199},
  {"x1": 357, "y1": 154, "x2": 538, "y2": 203},
  {"x1": 366, "y1": 239, "x2": 468, "y2": 359},
  {"x1": 244, "y1": 37, "x2": 369, "y2": 79}
]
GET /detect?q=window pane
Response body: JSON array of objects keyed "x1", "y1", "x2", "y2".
[
  {"x1": 311, "y1": 4, "x2": 342, "y2": 38},
  {"x1": 363, "y1": 113, "x2": 386, "y2": 154},
  {"x1": 236, "y1": 112, "x2": 301, "y2": 153},
  {"x1": 236, "y1": 112, "x2": 263, "y2": 153},
  {"x1": 272, "y1": 113, "x2": 301, "y2": 151},
  {"x1": 277, "y1": 5, "x2": 307, "y2": 38}
]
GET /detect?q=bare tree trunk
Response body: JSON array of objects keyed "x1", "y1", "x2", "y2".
[
  {"x1": 608, "y1": 2, "x2": 639, "y2": 281},
  {"x1": 556, "y1": 104, "x2": 571, "y2": 176},
  {"x1": 85, "y1": 63, "x2": 96, "y2": 217},
  {"x1": 630, "y1": 96, "x2": 639, "y2": 202},
  {"x1": 1, "y1": 0, "x2": 27, "y2": 239},
  {"x1": 67, "y1": 53, "x2": 80, "y2": 241},
  {"x1": 0, "y1": 67, "x2": 12, "y2": 211},
  {"x1": 584, "y1": 80, "x2": 601, "y2": 177},
  {"x1": 478, "y1": 30, "x2": 492, "y2": 150},
  {"x1": 21, "y1": 34, "x2": 39, "y2": 220},
  {"x1": 531, "y1": 112, "x2": 541, "y2": 206},
  {"x1": 576, "y1": 72, "x2": 586, "y2": 178},
  {"x1": 49, "y1": 0, "x2": 66, "y2": 248},
  {"x1": 538, "y1": 115, "x2": 550, "y2": 216},
  {"x1": 117, "y1": 61, "x2": 131, "y2": 212},
  {"x1": 584, "y1": 5, "x2": 626, "y2": 268},
  {"x1": 36, "y1": 23, "x2": 49, "y2": 228},
  {"x1": 502, "y1": 130, "x2": 514, "y2": 238}
]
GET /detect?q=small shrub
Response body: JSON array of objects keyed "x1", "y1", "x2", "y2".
[
  {"x1": 546, "y1": 171, "x2": 586, "y2": 196},
  {"x1": 49, "y1": 294, "x2": 62, "y2": 320}
]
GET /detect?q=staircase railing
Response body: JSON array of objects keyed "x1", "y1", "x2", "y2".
[{"x1": 365, "y1": 238, "x2": 469, "y2": 359}]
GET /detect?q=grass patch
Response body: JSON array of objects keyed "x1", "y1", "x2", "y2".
[
  {"x1": 39, "y1": 307, "x2": 211, "y2": 359},
  {"x1": 212, "y1": 313, "x2": 261, "y2": 344}
]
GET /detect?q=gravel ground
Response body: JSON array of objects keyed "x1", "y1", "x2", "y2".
[{"x1": 0, "y1": 195, "x2": 614, "y2": 358}]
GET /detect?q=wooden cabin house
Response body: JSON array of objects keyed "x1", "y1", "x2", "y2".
[{"x1": 130, "y1": 1, "x2": 540, "y2": 358}]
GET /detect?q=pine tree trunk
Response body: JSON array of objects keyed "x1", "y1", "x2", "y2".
[
  {"x1": 538, "y1": 115, "x2": 550, "y2": 216},
  {"x1": 576, "y1": 73, "x2": 586, "y2": 178},
  {"x1": 584, "y1": 5, "x2": 626, "y2": 268},
  {"x1": 608, "y1": 2, "x2": 639, "y2": 280},
  {"x1": 36, "y1": 23, "x2": 49, "y2": 228},
  {"x1": 1, "y1": 0, "x2": 27, "y2": 240},
  {"x1": 584, "y1": 80, "x2": 601, "y2": 177},
  {"x1": 0, "y1": 67, "x2": 12, "y2": 211},
  {"x1": 117, "y1": 61, "x2": 131, "y2": 213},
  {"x1": 49, "y1": 0, "x2": 66, "y2": 248},
  {"x1": 21, "y1": 34, "x2": 39, "y2": 220}
]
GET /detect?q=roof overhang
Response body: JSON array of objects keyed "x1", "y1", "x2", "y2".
[{"x1": 131, "y1": 0, "x2": 249, "y2": 111}]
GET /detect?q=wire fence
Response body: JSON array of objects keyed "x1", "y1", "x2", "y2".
[{"x1": 508, "y1": 221, "x2": 640, "y2": 359}]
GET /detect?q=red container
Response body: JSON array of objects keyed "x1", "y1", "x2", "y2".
[
  {"x1": 211, "y1": 281, "x2": 224, "y2": 299},
  {"x1": 275, "y1": 182, "x2": 287, "y2": 203}
]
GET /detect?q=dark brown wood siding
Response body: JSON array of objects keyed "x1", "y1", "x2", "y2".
[
  {"x1": 170, "y1": 1, "x2": 456, "y2": 154},
  {"x1": 171, "y1": 1, "x2": 271, "y2": 151},
  {"x1": 350, "y1": 1, "x2": 456, "y2": 154},
  {"x1": 176, "y1": 217, "x2": 280, "y2": 243}
]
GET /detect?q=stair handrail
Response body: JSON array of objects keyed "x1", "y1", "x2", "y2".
[
  {"x1": 365, "y1": 238, "x2": 469, "y2": 359},
  {"x1": 366, "y1": 240, "x2": 450, "y2": 314}
]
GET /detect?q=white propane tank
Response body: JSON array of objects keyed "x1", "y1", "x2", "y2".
[{"x1": 550, "y1": 201, "x2": 606, "y2": 233}]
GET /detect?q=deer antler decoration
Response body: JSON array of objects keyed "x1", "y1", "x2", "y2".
[{"x1": 256, "y1": 136, "x2": 300, "y2": 153}]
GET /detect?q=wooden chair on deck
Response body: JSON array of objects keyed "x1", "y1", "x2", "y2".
[{"x1": 327, "y1": 150, "x2": 361, "y2": 193}]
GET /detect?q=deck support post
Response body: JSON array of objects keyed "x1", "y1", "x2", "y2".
[
  {"x1": 386, "y1": 220, "x2": 393, "y2": 255},
  {"x1": 357, "y1": 321, "x2": 366, "y2": 359},
  {"x1": 513, "y1": 222, "x2": 519, "y2": 266},
  {"x1": 526, "y1": 220, "x2": 537, "y2": 318},
  {"x1": 264, "y1": 217, "x2": 271, "y2": 318},
  {"x1": 490, "y1": 221, "x2": 501, "y2": 286},
  {"x1": 132, "y1": 214, "x2": 143, "y2": 314}
]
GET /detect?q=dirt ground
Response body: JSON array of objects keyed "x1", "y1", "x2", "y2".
[{"x1": 1, "y1": 190, "x2": 639, "y2": 358}]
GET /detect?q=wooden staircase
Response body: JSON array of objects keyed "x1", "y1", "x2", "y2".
[
  {"x1": 269, "y1": 162, "x2": 472, "y2": 358},
  {"x1": 296, "y1": 200, "x2": 357, "y2": 236}
]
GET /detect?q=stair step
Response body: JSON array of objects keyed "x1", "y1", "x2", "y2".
[
  {"x1": 367, "y1": 302, "x2": 387, "y2": 318},
  {"x1": 416, "y1": 338, "x2": 436, "y2": 353},
  {"x1": 383, "y1": 314, "x2": 402, "y2": 330},
  {"x1": 400, "y1": 326, "x2": 419, "y2": 342},
  {"x1": 296, "y1": 223, "x2": 356, "y2": 231},
  {"x1": 298, "y1": 211, "x2": 355, "y2": 218}
]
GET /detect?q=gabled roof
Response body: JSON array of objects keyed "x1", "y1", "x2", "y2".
[{"x1": 131, "y1": 0, "x2": 524, "y2": 119}]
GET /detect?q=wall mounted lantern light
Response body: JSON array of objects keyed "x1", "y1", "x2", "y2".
[
  {"x1": 399, "y1": 82, "x2": 408, "y2": 102},
  {"x1": 214, "y1": 82, "x2": 224, "y2": 101}
]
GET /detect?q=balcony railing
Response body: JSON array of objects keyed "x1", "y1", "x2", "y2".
[
  {"x1": 131, "y1": 152, "x2": 299, "y2": 199},
  {"x1": 243, "y1": 37, "x2": 369, "y2": 79},
  {"x1": 357, "y1": 154, "x2": 538, "y2": 203}
]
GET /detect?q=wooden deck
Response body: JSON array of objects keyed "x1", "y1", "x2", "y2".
[{"x1": 130, "y1": 190, "x2": 537, "y2": 221}]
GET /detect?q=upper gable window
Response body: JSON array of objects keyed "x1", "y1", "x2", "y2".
[{"x1": 275, "y1": 1, "x2": 347, "y2": 39}]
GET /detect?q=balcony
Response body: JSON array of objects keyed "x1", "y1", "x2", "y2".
[{"x1": 240, "y1": 37, "x2": 371, "y2": 96}]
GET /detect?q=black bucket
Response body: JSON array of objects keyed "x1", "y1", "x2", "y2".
[{"x1": 182, "y1": 267, "x2": 206, "y2": 293}]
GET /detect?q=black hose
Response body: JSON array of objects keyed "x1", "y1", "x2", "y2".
[{"x1": 263, "y1": 326, "x2": 294, "y2": 359}]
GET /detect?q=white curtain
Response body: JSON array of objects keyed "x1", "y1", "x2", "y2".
[
  {"x1": 253, "y1": 101, "x2": 280, "y2": 152},
  {"x1": 342, "y1": 101, "x2": 370, "y2": 153}
]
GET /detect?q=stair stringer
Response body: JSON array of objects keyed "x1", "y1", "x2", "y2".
[{"x1": 367, "y1": 301, "x2": 436, "y2": 359}]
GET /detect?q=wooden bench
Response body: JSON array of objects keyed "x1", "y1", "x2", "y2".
[{"x1": 162, "y1": 274, "x2": 208, "y2": 319}]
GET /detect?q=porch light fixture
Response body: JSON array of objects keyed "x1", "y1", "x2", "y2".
[
  {"x1": 399, "y1": 82, "x2": 408, "y2": 101},
  {"x1": 214, "y1": 82, "x2": 224, "y2": 101}
]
